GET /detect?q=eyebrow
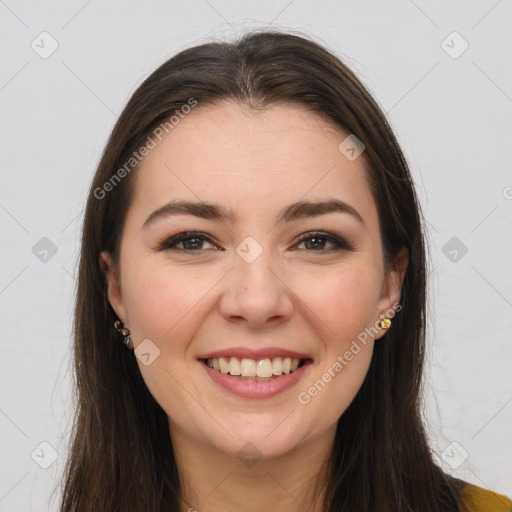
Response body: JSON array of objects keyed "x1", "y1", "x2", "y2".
[{"x1": 142, "y1": 198, "x2": 365, "y2": 229}]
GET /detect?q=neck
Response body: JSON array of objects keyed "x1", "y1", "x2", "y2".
[{"x1": 170, "y1": 422, "x2": 336, "y2": 512}]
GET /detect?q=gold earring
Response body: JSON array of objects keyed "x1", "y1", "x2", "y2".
[
  {"x1": 114, "y1": 320, "x2": 132, "y2": 348},
  {"x1": 378, "y1": 318, "x2": 392, "y2": 330}
]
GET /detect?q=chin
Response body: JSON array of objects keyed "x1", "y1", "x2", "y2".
[{"x1": 202, "y1": 415, "x2": 308, "y2": 461}]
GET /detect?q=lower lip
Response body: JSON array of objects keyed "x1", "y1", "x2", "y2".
[{"x1": 200, "y1": 360, "x2": 312, "y2": 399}]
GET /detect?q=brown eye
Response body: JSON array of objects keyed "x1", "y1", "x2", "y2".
[
  {"x1": 295, "y1": 232, "x2": 355, "y2": 252},
  {"x1": 158, "y1": 232, "x2": 220, "y2": 252}
]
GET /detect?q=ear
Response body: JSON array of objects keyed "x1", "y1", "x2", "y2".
[
  {"x1": 99, "y1": 251, "x2": 127, "y2": 324},
  {"x1": 374, "y1": 246, "x2": 408, "y2": 340}
]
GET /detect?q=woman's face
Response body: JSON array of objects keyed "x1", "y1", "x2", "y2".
[{"x1": 101, "y1": 100, "x2": 407, "y2": 460}]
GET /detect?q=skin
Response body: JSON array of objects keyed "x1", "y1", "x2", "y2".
[{"x1": 100, "y1": 100, "x2": 408, "y2": 511}]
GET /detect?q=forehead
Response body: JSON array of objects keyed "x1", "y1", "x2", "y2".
[{"x1": 129, "y1": 101, "x2": 377, "y2": 228}]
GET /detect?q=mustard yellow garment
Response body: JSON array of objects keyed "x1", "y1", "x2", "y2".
[{"x1": 461, "y1": 483, "x2": 512, "y2": 511}]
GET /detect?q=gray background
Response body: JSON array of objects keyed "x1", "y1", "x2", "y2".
[{"x1": 1, "y1": 0, "x2": 511, "y2": 510}]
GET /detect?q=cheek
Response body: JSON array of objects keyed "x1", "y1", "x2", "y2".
[
  {"x1": 120, "y1": 262, "x2": 216, "y2": 428},
  {"x1": 294, "y1": 267, "x2": 377, "y2": 425},
  {"x1": 314, "y1": 267, "x2": 379, "y2": 412},
  {"x1": 293, "y1": 262, "x2": 381, "y2": 342},
  {"x1": 123, "y1": 256, "x2": 382, "y2": 351},
  {"x1": 291, "y1": 263, "x2": 379, "y2": 410},
  {"x1": 121, "y1": 260, "x2": 221, "y2": 344}
]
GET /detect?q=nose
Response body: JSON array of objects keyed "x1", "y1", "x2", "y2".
[{"x1": 219, "y1": 248, "x2": 294, "y2": 329}]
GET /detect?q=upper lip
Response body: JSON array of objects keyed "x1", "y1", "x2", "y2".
[{"x1": 197, "y1": 347, "x2": 312, "y2": 361}]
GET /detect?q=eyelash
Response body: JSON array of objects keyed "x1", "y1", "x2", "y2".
[{"x1": 156, "y1": 231, "x2": 355, "y2": 253}]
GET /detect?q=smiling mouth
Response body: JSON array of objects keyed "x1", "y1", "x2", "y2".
[{"x1": 203, "y1": 356, "x2": 307, "y2": 382}]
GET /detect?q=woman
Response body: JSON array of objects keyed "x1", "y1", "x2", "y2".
[{"x1": 58, "y1": 31, "x2": 512, "y2": 511}]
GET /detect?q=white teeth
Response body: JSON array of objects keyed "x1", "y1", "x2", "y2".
[
  {"x1": 241, "y1": 358, "x2": 256, "y2": 377},
  {"x1": 228, "y1": 357, "x2": 241, "y2": 375},
  {"x1": 219, "y1": 357, "x2": 229, "y2": 374},
  {"x1": 256, "y1": 358, "x2": 273, "y2": 378},
  {"x1": 272, "y1": 357, "x2": 282, "y2": 375},
  {"x1": 206, "y1": 356, "x2": 305, "y2": 377}
]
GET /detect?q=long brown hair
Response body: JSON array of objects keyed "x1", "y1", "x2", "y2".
[{"x1": 58, "y1": 30, "x2": 468, "y2": 511}]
